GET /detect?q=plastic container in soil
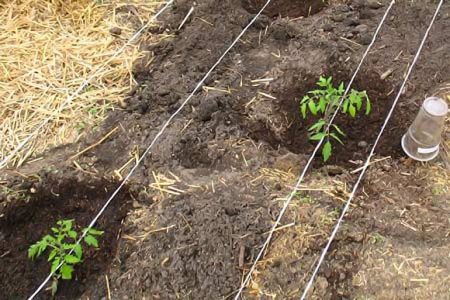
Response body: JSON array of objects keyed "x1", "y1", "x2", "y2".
[{"x1": 402, "y1": 96, "x2": 448, "y2": 161}]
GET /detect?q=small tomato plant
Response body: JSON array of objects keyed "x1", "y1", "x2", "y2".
[
  {"x1": 28, "y1": 219, "x2": 103, "y2": 295},
  {"x1": 300, "y1": 76, "x2": 371, "y2": 161}
]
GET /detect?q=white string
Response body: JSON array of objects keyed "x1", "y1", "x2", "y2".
[
  {"x1": 27, "y1": 1, "x2": 273, "y2": 298},
  {"x1": 300, "y1": 1, "x2": 443, "y2": 298},
  {"x1": 0, "y1": 0, "x2": 175, "y2": 170},
  {"x1": 178, "y1": 6, "x2": 195, "y2": 30},
  {"x1": 233, "y1": 1, "x2": 396, "y2": 298}
]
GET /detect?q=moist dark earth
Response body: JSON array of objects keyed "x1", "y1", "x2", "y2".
[{"x1": 1, "y1": 0, "x2": 449, "y2": 299}]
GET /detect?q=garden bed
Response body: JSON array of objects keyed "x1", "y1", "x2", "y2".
[{"x1": 1, "y1": 0, "x2": 449, "y2": 299}]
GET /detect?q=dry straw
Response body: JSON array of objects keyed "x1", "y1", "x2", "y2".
[
  {"x1": 0, "y1": 0, "x2": 164, "y2": 167},
  {"x1": 432, "y1": 81, "x2": 450, "y2": 166}
]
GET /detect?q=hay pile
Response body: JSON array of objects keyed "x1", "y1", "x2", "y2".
[{"x1": 0, "y1": 0, "x2": 163, "y2": 167}]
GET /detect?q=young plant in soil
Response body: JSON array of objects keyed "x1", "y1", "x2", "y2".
[
  {"x1": 300, "y1": 76, "x2": 371, "y2": 161},
  {"x1": 28, "y1": 219, "x2": 103, "y2": 295}
]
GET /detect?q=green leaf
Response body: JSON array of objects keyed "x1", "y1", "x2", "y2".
[
  {"x1": 76, "y1": 122, "x2": 86, "y2": 131},
  {"x1": 355, "y1": 94, "x2": 362, "y2": 110},
  {"x1": 28, "y1": 244, "x2": 39, "y2": 259},
  {"x1": 326, "y1": 76, "x2": 333, "y2": 86},
  {"x1": 308, "y1": 100, "x2": 317, "y2": 115},
  {"x1": 73, "y1": 244, "x2": 83, "y2": 260},
  {"x1": 365, "y1": 99, "x2": 372, "y2": 115},
  {"x1": 37, "y1": 241, "x2": 48, "y2": 257},
  {"x1": 87, "y1": 228, "x2": 104, "y2": 236},
  {"x1": 84, "y1": 235, "x2": 99, "y2": 248},
  {"x1": 301, "y1": 95, "x2": 310, "y2": 104},
  {"x1": 349, "y1": 104, "x2": 356, "y2": 117},
  {"x1": 332, "y1": 124, "x2": 346, "y2": 136},
  {"x1": 61, "y1": 220, "x2": 73, "y2": 232},
  {"x1": 68, "y1": 230, "x2": 77, "y2": 239},
  {"x1": 322, "y1": 141, "x2": 332, "y2": 162},
  {"x1": 56, "y1": 234, "x2": 64, "y2": 243},
  {"x1": 310, "y1": 132, "x2": 326, "y2": 141},
  {"x1": 61, "y1": 264, "x2": 73, "y2": 280},
  {"x1": 308, "y1": 120, "x2": 326, "y2": 133},
  {"x1": 301, "y1": 103, "x2": 307, "y2": 118},
  {"x1": 88, "y1": 107, "x2": 98, "y2": 116},
  {"x1": 308, "y1": 90, "x2": 322, "y2": 96},
  {"x1": 48, "y1": 249, "x2": 58, "y2": 262},
  {"x1": 51, "y1": 258, "x2": 61, "y2": 274},
  {"x1": 326, "y1": 85, "x2": 334, "y2": 95},
  {"x1": 330, "y1": 94, "x2": 340, "y2": 107},
  {"x1": 330, "y1": 133, "x2": 344, "y2": 145},
  {"x1": 44, "y1": 235, "x2": 56, "y2": 244},
  {"x1": 317, "y1": 76, "x2": 327, "y2": 87},
  {"x1": 64, "y1": 254, "x2": 80, "y2": 264},
  {"x1": 318, "y1": 97, "x2": 327, "y2": 113},
  {"x1": 342, "y1": 99, "x2": 349, "y2": 113},
  {"x1": 63, "y1": 244, "x2": 75, "y2": 250},
  {"x1": 338, "y1": 82, "x2": 345, "y2": 94}
]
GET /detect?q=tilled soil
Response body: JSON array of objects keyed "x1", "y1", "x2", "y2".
[
  {"x1": 0, "y1": 0, "x2": 449, "y2": 299},
  {"x1": 0, "y1": 172, "x2": 130, "y2": 299}
]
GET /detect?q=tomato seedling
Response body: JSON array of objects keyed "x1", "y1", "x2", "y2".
[
  {"x1": 300, "y1": 76, "x2": 371, "y2": 161},
  {"x1": 28, "y1": 219, "x2": 103, "y2": 295}
]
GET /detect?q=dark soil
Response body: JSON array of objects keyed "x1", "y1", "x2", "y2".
[
  {"x1": 242, "y1": 0, "x2": 327, "y2": 18},
  {"x1": 1, "y1": 0, "x2": 449, "y2": 299},
  {"x1": 0, "y1": 172, "x2": 130, "y2": 299},
  {"x1": 110, "y1": 172, "x2": 273, "y2": 299}
]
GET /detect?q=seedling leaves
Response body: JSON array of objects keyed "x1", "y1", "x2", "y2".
[
  {"x1": 298, "y1": 76, "x2": 372, "y2": 162},
  {"x1": 323, "y1": 141, "x2": 332, "y2": 162}
]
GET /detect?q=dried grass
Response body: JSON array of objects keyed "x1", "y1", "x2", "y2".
[
  {"x1": 432, "y1": 81, "x2": 450, "y2": 168},
  {"x1": 0, "y1": 0, "x2": 165, "y2": 167}
]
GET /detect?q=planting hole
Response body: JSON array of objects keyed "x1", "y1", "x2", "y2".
[
  {"x1": 247, "y1": 71, "x2": 416, "y2": 167},
  {"x1": 0, "y1": 175, "x2": 130, "y2": 299}
]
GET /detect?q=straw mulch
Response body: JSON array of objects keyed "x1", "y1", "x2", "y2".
[
  {"x1": 432, "y1": 82, "x2": 449, "y2": 163},
  {"x1": 0, "y1": 0, "x2": 164, "y2": 167}
]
